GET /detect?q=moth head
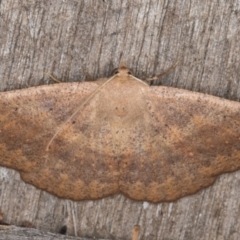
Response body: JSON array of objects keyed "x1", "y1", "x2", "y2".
[{"x1": 112, "y1": 61, "x2": 133, "y2": 76}]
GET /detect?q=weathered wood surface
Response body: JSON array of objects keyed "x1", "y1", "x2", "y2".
[
  {"x1": 0, "y1": 225, "x2": 108, "y2": 240},
  {"x1": 0, "y1": 0, "x2": 240, "y2": 239}
]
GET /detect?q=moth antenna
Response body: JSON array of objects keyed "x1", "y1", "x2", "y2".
[
  {"x1": 129, "y1": 75, "x2": 149, "y2": 86},
  {"x1": 46, "y1": 74, "x2": 117, "y2": 151},
  {"x1": 132, "y1": 225, "x2": 140, "y2": 240}
]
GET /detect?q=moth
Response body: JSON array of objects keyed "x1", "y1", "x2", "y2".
[{"x1": 0, "y1": 63, "x2": 239, "y2": 202}]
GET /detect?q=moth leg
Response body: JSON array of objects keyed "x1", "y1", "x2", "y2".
[
  {"x1": 145, "y1": 61, "x2": 178, "y2": 81},
  {"x1": 83, "y1": 68, "x2": 95, "y2": 81},
  {"x1": 44, "y1": 72, "x2": 62, "y2": 83}
]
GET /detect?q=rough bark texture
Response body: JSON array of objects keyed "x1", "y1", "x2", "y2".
[{"x1": 0, "y1": 0, "x2": 240, "y2": 240}]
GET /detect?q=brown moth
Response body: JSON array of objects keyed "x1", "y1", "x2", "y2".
[{"x1": 0, "y1": 63, "x2": 240, "y2": 203}]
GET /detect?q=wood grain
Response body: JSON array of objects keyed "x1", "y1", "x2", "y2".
[{"x1": 0, "y1": 0, "x2": 240, "y2": 239}]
